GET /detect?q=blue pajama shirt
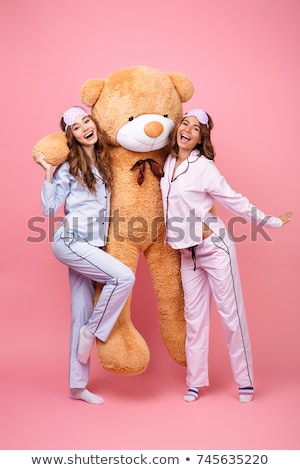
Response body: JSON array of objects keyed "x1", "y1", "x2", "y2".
[{"x1": 42, "y1": 162, "x2": 135, "y2": 389}]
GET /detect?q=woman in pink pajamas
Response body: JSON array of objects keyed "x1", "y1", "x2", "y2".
[
  {"x1": 160, "y1": 108, "x2": 292, "y2": 403},
  {"x1": 34, "y1": 106, "x2": 135, "y2": 405}
]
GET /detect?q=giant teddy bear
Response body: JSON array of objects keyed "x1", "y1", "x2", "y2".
[{"x1": 33, "y1": 66, "x2": 194, "y2": 375}]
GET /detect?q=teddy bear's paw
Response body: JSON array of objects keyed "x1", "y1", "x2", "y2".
[
  {"x1": 32, "y1": 132, "x2": 68, "y2": 166},
  {"x1": 95, "y1": 326, "x2": 150, "y2": 375}
]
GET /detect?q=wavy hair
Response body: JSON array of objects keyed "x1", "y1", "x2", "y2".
[
  {"x1": 170, "y1": 112, "x2": 216, "y2": 161},
  {"x1": 60, "y1": 115, "x2": 113, "y2": 193}
]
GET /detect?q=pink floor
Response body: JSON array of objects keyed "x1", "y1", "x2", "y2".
[
  {"x1": 1, "y1": 254, "x2": 299, "y2": 450},
  {"x1": 2, "y1": 357, "x2": 300, "y2": 450},
  {"x1": 1, "y1": 338, "x2": 299, "y2": 450}
]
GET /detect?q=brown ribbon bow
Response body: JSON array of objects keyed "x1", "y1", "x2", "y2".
[{"x1": 130, "y1": 158, "x2": 164, "y2": 185}]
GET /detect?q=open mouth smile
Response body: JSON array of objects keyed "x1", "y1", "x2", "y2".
[
  {"x1": 180, "y1": 133, "x2": 191, "y2": 142},
  {"x1": 84, "y1": 131, "x2": 94, "y2": 139}
]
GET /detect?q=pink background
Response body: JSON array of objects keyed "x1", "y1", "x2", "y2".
[{"x1": 1, "y1": 0, "x2": 299, "y2": 450}]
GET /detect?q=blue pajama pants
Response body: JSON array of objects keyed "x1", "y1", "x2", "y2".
[
  {"x1": 52, "y1": 231, "x2": 135, "y2": 389},
  {"x1": 180, "y1": 230, "x2": 253, "y2": 389}
]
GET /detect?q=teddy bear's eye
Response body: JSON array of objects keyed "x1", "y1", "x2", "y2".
[
  {"x1": 163, "y1": 114, "x2": 168, "y2": 118},
  {"x1": 128, "y1": 116, "x2": 134, "y2": 121}
]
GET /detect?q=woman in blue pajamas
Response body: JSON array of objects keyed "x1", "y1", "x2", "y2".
[
  {"x1": 160, "y1": 108, "x2": 292, "y2": 403},
  {"x1": 35, "y1": 106, "x2": 135, "y2": 405}
]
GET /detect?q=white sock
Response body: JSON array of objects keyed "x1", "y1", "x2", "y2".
[
  {"x1": 183, "y1": 387, "x2": 199, "y2": 402},
  {"x1": 239, "y1": 386, "x2": 254, "y2": 403},
  {"x1": 77, "y1": 326, "x2": 95, "y2": 364},
  {"x1": 70, "y1": 388, "x2": 104, "y2": 405}
]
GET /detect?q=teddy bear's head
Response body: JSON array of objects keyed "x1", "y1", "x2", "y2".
[
  {"x1": 32, "y1": 66, "x2": 194, "y2": 166},
  {"x1": 80, "y1": 65, "x2": 194, "y2": 152}
]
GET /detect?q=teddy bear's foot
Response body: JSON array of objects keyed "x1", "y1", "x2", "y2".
[{"x1": 95, "y1": 326, "x2": 150, "y2": 375}]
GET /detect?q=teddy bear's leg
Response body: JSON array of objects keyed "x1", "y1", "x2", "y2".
[
  {"x1": 145, "y1": 242, "x2": 186, "y2": 366},
  {"x1": 92, "y1": 242, "x2": 150, "y2": 375},
  {"x1": 93, "y1": 286, "x2": 150, "y2": 375}
]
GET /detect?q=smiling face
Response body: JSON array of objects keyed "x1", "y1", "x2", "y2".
[
  {"x1": 71, "y1": 115, "x2": 98, "y2": 147},
  {"x1": 177, "y1": 115, "x2": 201, "y2": 155}
]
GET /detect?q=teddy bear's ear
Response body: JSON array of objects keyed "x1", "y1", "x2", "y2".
[
  {"x1": 80, "y1": 79, "x2": 105, "y2": 107},
  {"x1": 168, "y1": 72, "x2": 194, "y2": 103}
]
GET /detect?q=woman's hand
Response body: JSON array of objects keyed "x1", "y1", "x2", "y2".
[
  {"x1": 34, "y1": 152, "x2": 51, "y2": 170},
  {"x1": 34, "y1": 152, "x2": 53, "y2": 181},
  {"x1": 278, "y1": 211, "x2": 293, "y2": 225}
]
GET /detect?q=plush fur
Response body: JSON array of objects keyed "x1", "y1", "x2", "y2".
[{"x1": 33, "y1": 65, "x2": 194, "y2": 375}]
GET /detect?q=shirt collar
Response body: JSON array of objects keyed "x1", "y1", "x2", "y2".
[{"x1": 188, "y1": 149, "x2": 202, "y2": 163}]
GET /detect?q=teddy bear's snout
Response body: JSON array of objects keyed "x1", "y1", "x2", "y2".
[
  {"x1": 116, "y1": 114, "x2": 174, "y2": 152},
  {"x1": 144, "y1": 121, "x2": 164, "y2": 138}
]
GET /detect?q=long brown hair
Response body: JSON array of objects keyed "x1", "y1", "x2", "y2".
[
  {"x1": 170, "y1": 112, "x2": 216, "y2": 161},
  {"x1": 60, "y1": 115, "x2": 113, "y2": 193}
]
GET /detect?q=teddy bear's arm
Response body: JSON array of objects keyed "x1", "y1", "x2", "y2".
[{"x1": 32, "y1": 132, "x2": 69, "y2": 166}]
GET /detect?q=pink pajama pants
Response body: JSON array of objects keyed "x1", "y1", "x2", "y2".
[
  {"x1": 52, "y1": 230, "x2": 135, "y2": 389},
  {"x1": 180, "y1": 230, "x2": 253, "y2": 389}
]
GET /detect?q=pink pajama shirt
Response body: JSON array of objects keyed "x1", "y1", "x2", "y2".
[{"x1": 160, "y1": 150, "x2": 282, "y2": 389}]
